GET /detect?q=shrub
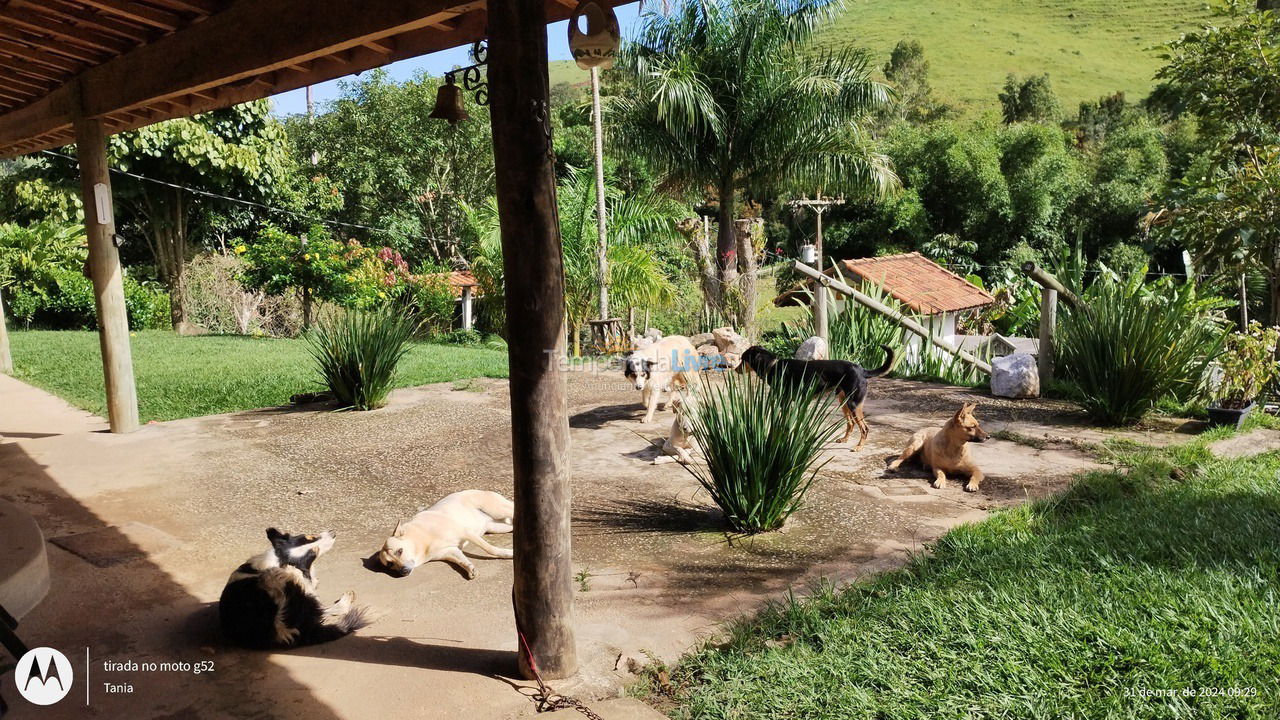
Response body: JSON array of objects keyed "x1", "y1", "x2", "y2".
[
  {"x1": 684, "y1": 370, "x2": 841, "y2": 533},
  {"x1": 6, "y1": 266, "x2": 168, "y2": 330},
  {"x1": 438, "y1": 328, "x2": 482, "y2": 345},
  {"x1": 407, "y1": 270, "x2": 458, "y2": 338},
  {"x1": 124, "y1": 278, "x2": 171, "y2": 330},
  {"x1": 306, "y1": 307, "x2": 419, "y2": 410},
  {"x1": 1058, "y1": 273, "x2": 1228, "y2": 425},
  {"x1": 1214, "y1": 322, "x2": 1280, "y2": 409},
  {"x1": 182, "y1": 253, "x2": 269, "y2": 335}
]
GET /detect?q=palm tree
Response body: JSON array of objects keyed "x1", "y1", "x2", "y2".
[
  {"x1": 614, "y1": 0, "x2": 897, "y2": 331},
  {"x1": 464, "y1": 167, "x2": 681, "y2": 354}
]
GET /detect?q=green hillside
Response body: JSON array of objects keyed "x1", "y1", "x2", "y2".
[
  {"x1": 556, "y1": 1, "x2": 1214, "y2": 110},
  {"x1": 821, "y1": 0, "x2": 1215, "y2": 110}
]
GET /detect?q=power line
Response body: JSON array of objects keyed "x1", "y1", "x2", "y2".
[{"x1": 38, "y1": 149, "x2": 434, "y2": 244}]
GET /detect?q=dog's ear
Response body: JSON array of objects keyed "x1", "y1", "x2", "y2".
[
  {"x1": 266, "y1": 527, "x2": 285, "y2": 544},
  {"x1": 393, "y1": 521, "x2": 405, "y2": 537},
  {"x1": 962, "y1": 402, "x2": 978, "y2": 415}
]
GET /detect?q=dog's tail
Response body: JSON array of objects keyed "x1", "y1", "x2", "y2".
[
  {"x1": 865, "y1": 345, "x2": 898, "y2": 378},
  {"x1": 294, "y1": 604, "x2": 372, "y2": 647}
]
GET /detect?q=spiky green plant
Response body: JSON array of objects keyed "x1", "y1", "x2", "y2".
[
  {"x1": 683, "y1": 369, "x2": 842, "y2": 533},
  {"x1": 1058, "y1": 273, "x2": 1228, "y2": 425},
  {"x1": 306, "y1": 307, "x2": 419, "y2": 410}
]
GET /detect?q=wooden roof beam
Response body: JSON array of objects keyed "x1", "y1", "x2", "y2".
[
  {"x1": 76, "y1": 0, "x2": 183, "y2": 31},
  {"x1": 0, "y1": 72, "x2": 50, "y2": 95},
  {"x1": 0, "y1": 7, "x2": 134, "y2": 54},
  {"x1": 149, "y1": 0, "x2": 222, "y2": 15},
  {"x1": 0, "y1": 27, "x2": 97, "y2": 69},
  {"x1": 0, "y1": 51, "x2": 74, "y2": 79},
  {"x1": 0, "y1": 25, "x2": 104, "y2": 65},
  {"x1": 0, "y1": 0, "x2": 630, "y2": 156},
  {"x1": 36, "y1": 1, "x2": 158, "y2": 43}
]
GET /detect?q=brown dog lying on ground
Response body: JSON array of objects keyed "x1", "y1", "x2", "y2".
[{"x1": 886, "y1": 403, "x2": 990, "y2": 492}]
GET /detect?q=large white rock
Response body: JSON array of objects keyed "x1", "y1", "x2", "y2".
[
  {"x1": 689, "y1": 332, "x2": 714, "y2": 348},
  {"x1": 711, "y1": 326, "x2": 750, "y2": 354},
  {"x1": 794, "y1": 336, "x2": 828, "y2": 361},
  {"x1": 991, "y1": 353, "x2": 1040, "y2": 399}
]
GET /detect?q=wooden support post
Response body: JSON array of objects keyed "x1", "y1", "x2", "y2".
[
  {"x1": 0, "y1": 291, "x2": 12, "y2": 375},
  {"x1": 74, "y1": 118, "x2": 139, "y2": 433},
  {"x1": 1038, "y1": 287, "x2": 1057, "y2": 385},
  {"x1": 792, "y1": 261, "x2": 992, "y2": 375},
  {"x1": 461, "y1": 285, "x2": 473, "y2": 331},
  {"x1": 814, "y1": 281, "x2": 828, "y2": 342},
  {"x1": 488, "y1": 0, "x2": 577, "y2": 680}
]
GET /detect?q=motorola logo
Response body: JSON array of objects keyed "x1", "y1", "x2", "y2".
[{"x1": 14, "y1": 647, "x2": 73, "y2": 706}]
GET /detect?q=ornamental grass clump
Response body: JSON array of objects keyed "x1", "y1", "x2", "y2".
[
  {"x1": 683, "y1": 369, "x2": 842, "y2": 533},
  {"x1": 1057, "y1": 273, "x2": 1228, "y2": 425},
  {"x1": 306, "y1": 307, "x2": 418, "y2": 410}
]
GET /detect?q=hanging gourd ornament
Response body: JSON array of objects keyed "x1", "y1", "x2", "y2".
[{"x1": 568, "y1": 0, "x2": 620, "y2": 70}]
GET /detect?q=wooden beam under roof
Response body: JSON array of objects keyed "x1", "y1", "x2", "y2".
[
  {"x1": 76, "y1": 0, "x2": 183, "y2": 31},
  {"x1": 36, "y1": 0, "x2": 158, "y2": 43},
  {"x1": 0, "y1": 6, "x2": 134, "y2": 54},
  {"x1": 0, "y1": 0, "x2": 630, "y2": 157}
]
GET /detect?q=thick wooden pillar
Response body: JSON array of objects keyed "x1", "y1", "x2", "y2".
[
  {"x1": 75, "y1": 118, "x2": 139, "y2": 433},
  {"x1": 488, "y1": 0, "x2": 577, "y2": 679},
  {"x1": 0, "y1": 291, "x2": 12, "y2": 375}
]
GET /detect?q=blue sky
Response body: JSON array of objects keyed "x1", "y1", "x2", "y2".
[{"x1": 270, "y1": 4, "x2": 645, "y2": 116}]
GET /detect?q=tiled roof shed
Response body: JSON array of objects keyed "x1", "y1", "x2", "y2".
[
  {"x1": 775, "y1": 252, "x2": 995, "y2": 314},
  {"x1": 423, "y1": 270, "x2": 482, "y2": 299}
]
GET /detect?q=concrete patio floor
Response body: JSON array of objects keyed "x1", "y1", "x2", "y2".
[{"x1": 0, "y1": 368, "x2": 1189, "y2": 719}]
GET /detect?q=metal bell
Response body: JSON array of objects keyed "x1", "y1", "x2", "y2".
[
  {"x1": 568, "y1": 0, "x2": 620, "y2": 70},
  {"x1": 429, "y1": 77, "x2": 468, "y2": 124}
]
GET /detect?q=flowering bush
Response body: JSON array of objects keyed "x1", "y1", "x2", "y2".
[
  {"x1": 1215, "y1": 322, "x2": 1280, "y2": 410},
  {"x1": 240, "y1": 225, "x2": 418, "y2": 325}
]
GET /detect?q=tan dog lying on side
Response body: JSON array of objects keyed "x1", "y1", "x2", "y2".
[
  {"x1": 887, "y1": 403, "x2": 990, "y2": 492},
  {"x1": 376, "y1": 490, "x2": 513, "y2": 579}
]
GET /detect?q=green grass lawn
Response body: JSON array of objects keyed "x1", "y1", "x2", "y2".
[
  {"x1": 650, "y1": 418, "x2": 1280, "y2": 718},
  {"x1": 8, "y1": 330, "x2": 509, "y2": 423},
  {"x1": 818, "y1": 0, "x2": 1214, "y2": 110}
]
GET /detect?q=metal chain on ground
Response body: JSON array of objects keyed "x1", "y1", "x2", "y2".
[{"x1": 518, "y1": 630, "x2": 604, "y2": 720}]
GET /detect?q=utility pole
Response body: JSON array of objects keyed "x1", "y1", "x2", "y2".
[
  {"x1": 789, "y1": 195, "x2": 844, "y2": 341},
  {"x1": 1241, "y1": 273, "x2": 1249, "y2": 328},
  {"x1": 591, "y1": 66, "x2": 609, "y2": 321}
]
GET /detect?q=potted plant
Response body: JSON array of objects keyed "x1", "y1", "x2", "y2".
[{"x1": 1208, "y1": 322, "x2": 1280, "y2": 429}]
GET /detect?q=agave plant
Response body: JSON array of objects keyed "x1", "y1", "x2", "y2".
[
  {"x1": 1058, "y1": 272, "x2": 1229, "y2": 425},
  {"x1": 683, "y1": 369, "x2": 842, "y2": 533},
  {"x1": 306, "y1": 307, "x2": 419, "y2": 410}
]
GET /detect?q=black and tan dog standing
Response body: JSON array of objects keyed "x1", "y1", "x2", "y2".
[{"x1": 737, "y1": 345, "x2": 896, "y2": 451}]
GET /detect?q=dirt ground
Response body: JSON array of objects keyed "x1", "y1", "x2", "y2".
[{"x1": 0, "y1": 367, "x2": 1190, "y2": 719}]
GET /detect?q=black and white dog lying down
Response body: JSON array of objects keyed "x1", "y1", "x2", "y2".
[
  {"x1": 737, "y1": 344, "x2": 896, "y2": 452},
  {"x1": 219, "y1": 528, "x2": 370, "y2": 649}
]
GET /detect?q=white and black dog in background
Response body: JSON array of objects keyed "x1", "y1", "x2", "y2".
[{"x1": 219, "y1": 528, "x2": 370, "y2": 649}]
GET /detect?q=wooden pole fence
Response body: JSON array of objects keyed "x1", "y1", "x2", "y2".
[
  {"x1": 1019, "y1": 262, "x2": 1085, "y2": 312},
  {"x1": 791, "y1": 261, "x2": 992, "y2": 375}
]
